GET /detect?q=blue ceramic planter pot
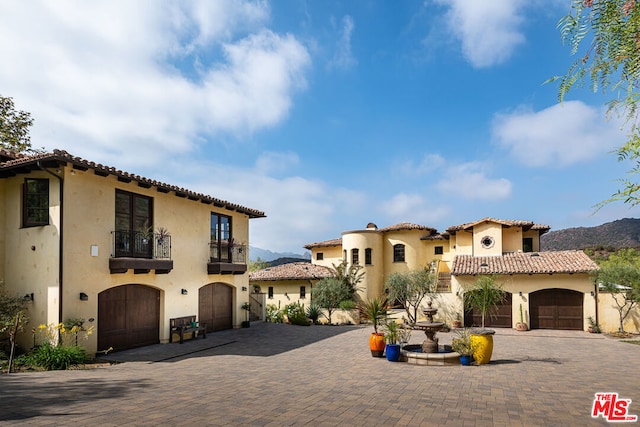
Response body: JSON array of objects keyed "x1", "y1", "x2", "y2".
[
  {"x1": 459, "y1": 355, "x2": 472, "y2": 366},
  {"x1": 385, "y1": 344, "x2": 401, "y2": 362}
]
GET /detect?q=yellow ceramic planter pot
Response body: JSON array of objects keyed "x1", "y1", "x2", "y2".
[{"x1": 470, "y1": 334, "x2": 494, "y2": 365}]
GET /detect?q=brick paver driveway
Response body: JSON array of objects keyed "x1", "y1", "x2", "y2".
[{"x1": 1, "y1": 322, "x2": 638, "y2": 426}]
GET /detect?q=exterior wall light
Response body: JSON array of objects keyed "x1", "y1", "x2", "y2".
[
  {"x1": 24, "y1": 293, "x2": 34, "y2": 302},
  {"x1": 181, "y1": 289, "x2": 188, "y2": 295},
  {"x1": 79, "y1": 292, "x2": 89, "y2": 301}
]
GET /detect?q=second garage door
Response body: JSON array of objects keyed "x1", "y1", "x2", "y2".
[
  {"x1": 199, "y1": 283, "x2": 233, "y2": 333},
  {"x1": 530, "y1": 288, "x2": 583, "y2": 330}
]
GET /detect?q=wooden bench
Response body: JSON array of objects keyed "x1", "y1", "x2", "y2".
[{"x1": 169, "y1": 316, "x2": 207, "y2": 344}]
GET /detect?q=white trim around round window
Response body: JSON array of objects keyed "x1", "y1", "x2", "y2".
[{"x1": 480, "y1": 236, "x2": 495, "y2": 249}]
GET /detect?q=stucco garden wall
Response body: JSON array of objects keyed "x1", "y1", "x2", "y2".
[{"x1": 597, "y1": 292, "x2": 640, "y2": 333}]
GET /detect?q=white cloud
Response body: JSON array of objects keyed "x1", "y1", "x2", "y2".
[
  {"x1": 436, "y1": 162, "x2": 512, "y2": 200},
  {"x1": 436, "y1": 0, "x2": 525, "y2": 68},
  {"x1": 327, "y1": 15, "x2": 357, "y2": 70},
  {"x1": 381, "y1": 193, "x2": 450, "y2": 226},
  {"x1": 0, "y1": 1, "x2": 310, "y2": 168},
  {"x1": 395, "y1": 153, "x2": 446, "y2": 176},
  {"x1": 255, "y1": 151, "x2": 300, "y2": 175},
  {"x1": 492, "y1": 101, "x2": 625, "y2": 167},
  {"x1": 163, "y1": 155, "x2": 368, "y2": 253}
]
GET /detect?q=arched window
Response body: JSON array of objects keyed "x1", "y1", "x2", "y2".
[
  {"x1": 351, "y1": 248, "x2": 359, "y2": 265},
  {"x1": 393, "y1": 244, "x2": 405, "y2": 262}
]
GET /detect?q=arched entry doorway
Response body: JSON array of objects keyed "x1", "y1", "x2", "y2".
[
  {"x1": 98, "y1": 284, "x2": 160, "y2": 352},
  {"x1": 199, "y1": 283, "x2": 233, "y2": 333},
  {"x1": 530, "y1": 288, "x2": 583, "y2": 330}
]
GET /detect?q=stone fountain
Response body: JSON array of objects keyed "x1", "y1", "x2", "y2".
[{"x1": 413, "y1": 300, "x2": 444, "y2": 353}]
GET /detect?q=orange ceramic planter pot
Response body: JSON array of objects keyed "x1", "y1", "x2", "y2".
[{"x1": 369, "y1": 333, "x2": 386, "y2": 357}]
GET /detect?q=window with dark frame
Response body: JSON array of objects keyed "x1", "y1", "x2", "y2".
[
  {"x1": 211, "y1": 213, "x2": 232, "y2": 262},
  {"x1": 23, "y1": 178, "x2": 49, "y2": 227},
  {"x1": 268, "y1": 286, "x2": 274, "y2": 299},
  {"x1": 393, "y1": 244, "x2": 405, "y2": 262},
  {"x1": 317, "y1": 252, "x2": 324, "y2": 261},
  {"x1": 365, "y1": 248, "x2": 372, "y2": 265},
  {"x1": 114, "y1": 190, "x2": 153, "y2": 258},
  {"x1": 300, "y1": 286, "x2": 306, "y2": 299},
  {"x1": 523, "y1": 237, "x2": 534, "y2": 253},
  {"x1": 434, "y1": 246, "x2": 444, "y2": 255},
  {"x1": 351, "y1": 248, "x2": 359, "y2": 265}
]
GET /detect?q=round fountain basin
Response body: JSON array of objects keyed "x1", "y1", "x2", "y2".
[{"x1": 401, "y1": 344, "x2": 461, "y2": 366}]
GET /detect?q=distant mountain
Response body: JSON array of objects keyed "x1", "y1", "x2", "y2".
[
  {"x1": 540, "y1": 218, "x2": 640, "y2": 251},
  {"x1": 249, "y1": 246, "x2": 310, "y2": 262}
]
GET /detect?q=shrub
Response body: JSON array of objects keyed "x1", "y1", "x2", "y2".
[
  {"x1": 265, "y1": 304, "x2": 284, "y2": 323},
  {"x1": 284, "y1": 302, "x2": 310, "y2": 326},
  {"x1": 305, "y1": 304, "x2": 322, "y2": 324},
  {"x1": 27, "y1": 342, "x2": 87, "y2": 370},
  {"x1": 25, "y1": 322, "x2": 92, "y2": 370}
]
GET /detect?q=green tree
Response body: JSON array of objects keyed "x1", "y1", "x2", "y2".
[
  {"x1": 463, "y1": 275, "x2": 505, "y2": 328},
  {"x1": 329, "y1": 260, "x2": 364, "y2": 299},
  {"x1": 248, "y1": 257, "x2": 270, "y2": 272},
  {"x1": 311, "y1": 277, "x2": 352, "y2": 324},
  {"x1": 0, "y1": 96, "x2": 34, "y2": 153},
  {"x1": 594, "y1": 249, "x2": 640, "y2": 332},
  {"x1": 384, "y1": 269, "x2": 437, "y2": 325},
  {"x1": 553, "y1": 0, "x2": 640, "y2": 205}
]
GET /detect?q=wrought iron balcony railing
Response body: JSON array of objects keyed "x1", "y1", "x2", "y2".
[
  {"x1": 208, "y1": 241, "x2": 247, "y2": 275},
  {"x1": 209, "y1": 242, "x2": 246, "y2": 264},
  {"x1": 112, "y1": 230, "x2": 172, "y2": 259}
]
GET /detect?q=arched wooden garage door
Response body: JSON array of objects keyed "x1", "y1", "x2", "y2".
[
  {"x1": 530, "y1": 288, "x2": 583, "y2": 330},
  {"x1": 98, "y1": 284, "x2": 160, "y2": 352},
  {"x1": 199, "y1": 283, "x2": 233, "y2": 333},
  {"x1": 464, "y1": 292, "x2": 512, "y2": 328}
]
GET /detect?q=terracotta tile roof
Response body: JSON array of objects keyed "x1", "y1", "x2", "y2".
[
  {"x1": 421, "y1": 232, "x2": 450, "y2": 241},
  {"x1": 249, "y1": 262, "x2": 333, "y2": 281},
  {"x1": 303, "y1": 238, "x2": 342, "y2": 250},
  {"x1": 0, "y1": 149, "x2": 265, "y2": 218},
  {"x1": 378, "y1": 222, "x2": 437, "y2": 233},
  {"x1": 446, "y1": 217, "x2": 550, "y2": 233},
  {"x1": 451, "y1": 250, "x2": 598, "y2": 275}
]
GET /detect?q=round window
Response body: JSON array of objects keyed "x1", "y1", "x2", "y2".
[{"x1": 480, "y1": 236, "x2": 494, "y2": 249}]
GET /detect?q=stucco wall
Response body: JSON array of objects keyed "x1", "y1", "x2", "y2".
[
  {"x1": 472, "y1": 222, "x2": 503, "y2": 256},
  {"x1": 3, "y1": 172, "x2": 62, "y2": 342},
  {"x1": 342, "y1": 229, "x2": 383, "y2": 300},
  {"x1": 597, "y1": 292, "x2": 640, "y2": 333},
  {"x1": 311, "y1": 246, "x2": 342, "y2": 268}
]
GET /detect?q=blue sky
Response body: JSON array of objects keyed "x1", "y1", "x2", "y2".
[{"x1": 1, "y1": 0, "x2": 639, "y2": 254}]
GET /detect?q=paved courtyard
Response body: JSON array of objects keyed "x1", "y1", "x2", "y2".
[{"x1": 0, "y1": 322, "x2": 638, "y2": 426}]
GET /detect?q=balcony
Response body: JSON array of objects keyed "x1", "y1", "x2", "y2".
[
  {"x1": 208, "y1": 241, "x2": 247, "y2": 275},
  {"x1": 110, "y1": 230, "x2": 173, "y2": 274}
]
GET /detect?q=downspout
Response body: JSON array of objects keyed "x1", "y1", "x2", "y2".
[{"x1": 37, "y1": 161, "x2": 63, "y2": 325}]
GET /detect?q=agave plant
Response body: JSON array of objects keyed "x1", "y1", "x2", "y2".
[{"x1": 357, "y1": 297, "x2": 388, "y2": 333}]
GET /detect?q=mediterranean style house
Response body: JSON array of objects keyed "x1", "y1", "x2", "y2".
[
  {"x1": 303, "y1": 219, "x2": 606, "y2": 331},
  {"x1": 0, "y1": 149, "x2": 265, "y2": 354},
  {"x1": 249, "y1": 262, "x2": 332, "y2": 314}
]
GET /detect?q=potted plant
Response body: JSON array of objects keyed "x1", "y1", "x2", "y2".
[
  {"x1": 357, "y1": 297, "x2": 388, "y2": 357},
  {"x1": 515, "y1": 303, "x2": 528, "y2": 331},
  {"x1": 383, "y1": 320, "x2": 401, "y2": 362},
  {"x1": 241, "y1": 302, "x2": 251, "y2": 328},
  {"x1": 452, "y1": 313, "x2": 462, "y2": 329},
  {"x1": 451, "y1": 328, "x2": 477, "y2": 366},
  {"x1": 464, "y1": 275, "x2": 504, "y2": 364}
]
